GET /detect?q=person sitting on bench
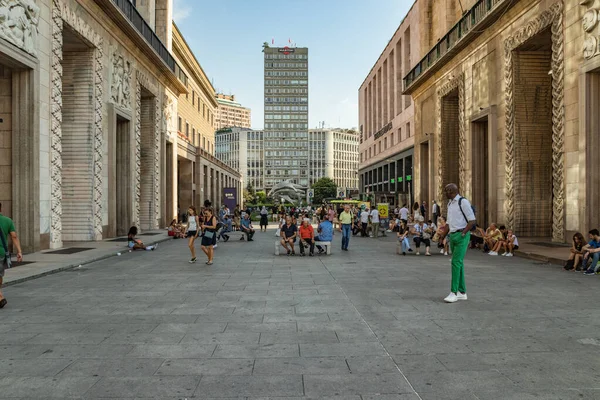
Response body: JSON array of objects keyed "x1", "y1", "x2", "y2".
[
  {"x1": 240, "y1": 214, "x2": 255, "y2": 241},
  {"x1": 280, "y1": 216, "x2": 297, "y2": 255},
  {"x1": 315, "y1": 215, "x2": 333, "y2": 254},
  {"x1": 299, "y1": 218, "x2": 315, "y2": 256}
]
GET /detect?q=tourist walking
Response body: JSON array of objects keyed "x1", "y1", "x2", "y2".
[
  {"x1": 432, "y1": 200, "x2": 439, "y2": 224},
  {"x1": 360, "y1": 206, "x2": 369, "y2": 237},
  {"x1": 0, "y1": 203, "x2": 22, "y2": 309},
  {"x1": 200, "y1": 208, "x2": 217, "y2": 265},
  {"x1": 444, "y1": 183, "x2": 476, "y2": 303},
  {"x1": 339, "y1": 204, "x2": 354, "y2": 251},
  {"x1": 186, "y1": 206, "x2": 200, "y2": 263},
  {"x1": 260, "y1": 206, "x2": 269, "y2": 232}
]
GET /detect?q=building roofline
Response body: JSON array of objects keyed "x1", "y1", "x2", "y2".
[{"x1": 359, "y1": 0, "x2": 418, "y2": 90}]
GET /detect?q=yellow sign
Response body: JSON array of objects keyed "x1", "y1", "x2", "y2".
[{"x1": 378, "y1": 203, "x2": 389, "y2": 219}]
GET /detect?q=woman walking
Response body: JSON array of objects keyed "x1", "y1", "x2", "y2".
[
  {"x1": 260, "y1": 206, "x2": 269, "y2": 232},
  {"x1": 186, "y1": 206, "x2": 200, "y2": 263},
  {"x1": 201, "y1": 208, "x2": 218, "y2": 265}
]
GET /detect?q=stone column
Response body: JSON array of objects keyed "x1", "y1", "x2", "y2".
[
  {"x1": 155, "y1": 0, "x2": 173, "y2": 50},
  {"x1": 137, "y1": 0, "x2": 156, "y2": 30}
]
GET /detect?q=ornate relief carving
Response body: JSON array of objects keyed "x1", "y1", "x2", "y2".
[
  {"x1": 436, "y1": 73, "x2": 466, "y2": 213},
  {"x1": 136, "y1": 70, "x2": 158, "y2": 97},
  {"x1": 93, "y1": 40, "x2": 104, "y2": 239},
  {"x1": 504, "y1": 1, "x2": 565, "y2": 242},
  {"x1": 50, "y1": 0, "x2": 63, "y2": 245},
  {"x1": 111, "y1": 51, "x2": 131, "y2": 109},
  {"x1": 134, "y1": 80, "x2": 141, "y2": 230},
  {"x1": 581, "y1": 1, "x2": 600, "y2": 59},
  {"x1": 0, "y1": 0, "x2": 40, "y2": 57},
  {"x1": 163, "y1": 94, "x2": 174, "y2": 136},
  {"x1": 154, "y1": 97, "x2": 161, "y2": 227},
  {"x1": 50, "y1": 0, "x2": 104, "y2": 245}
]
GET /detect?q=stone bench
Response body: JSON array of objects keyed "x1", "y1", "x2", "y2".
[{"x1": 275, "y1": 241, "x2": 332, "y2": 255}]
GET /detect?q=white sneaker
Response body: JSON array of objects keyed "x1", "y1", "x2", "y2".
[
  {"x1": 416, "y1": 251, "x2": 420, "y2": 256},
  {"x1": 440, "y1": 249, "x2": 444, "y2": 254},
  {"x1": 457, "y1": 292, "x2": 468, "y2": 301},
  {"x1": 505, "y1": 253, "x2": 513, "y2": 257},
  {"x1": 444, "y1": 252, "x2": 448, "y2": 256},
  {"x1": 213, "y1": 244, "x2": 218, "y2": 249},
  {"x1": 444, "y1": 293, "x2": 458, "y2": 303},
  {"x1": 500, "y1": 253, "x2": 506, "y2": 256},
  {"x1": 489, "y1": 251, "x2": 498, "y2": 256}
]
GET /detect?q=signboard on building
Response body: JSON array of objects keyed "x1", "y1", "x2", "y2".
[
  {"x1": 223, "y1": 188, "x2": 237, "y2": 212},
  {"x1": 278, "y1": 46, "x2": 295, "y2": 55}
]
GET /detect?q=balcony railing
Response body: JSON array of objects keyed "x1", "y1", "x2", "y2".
[
  {"x1": 111, "y1": 0, "x2": 187, "y2": 86},
  {"x1": 403, "y1": 0, "x2": 508, "y2": 93}
]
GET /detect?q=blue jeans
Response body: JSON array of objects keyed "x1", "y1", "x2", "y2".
[
  {"x1": 585, "y1": 252, "x2": 600, "y2": 272},
  {"x1": 341, "y1": 224, "x2": 351, "y2": 249},
  {"x1": 399, "y1": 237, "x2": 410, "y2": 252}
]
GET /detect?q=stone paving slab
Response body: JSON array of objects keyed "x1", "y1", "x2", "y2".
[{"x1": 2, "y1": 228, "x2": 600, "y2": 398}]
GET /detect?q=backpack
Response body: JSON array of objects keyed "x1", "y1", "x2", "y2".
[{"x1": 458, "y1": 197, "x2": 476, "y2": 224}]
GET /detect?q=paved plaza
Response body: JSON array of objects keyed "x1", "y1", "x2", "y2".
[{"x1": 2, "y1": 227, "x2": 600, "y2": 399}]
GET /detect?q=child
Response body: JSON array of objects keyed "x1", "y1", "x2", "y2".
[
  {"x1": 128, "y1": 226, "x2": 158, "y2": 251},
  {"x1": 168, "y1": 219, "x2": 185, "y2": 239},
  {"x1": 502, "y1": 229, "x2": 519, "y2": 256}
]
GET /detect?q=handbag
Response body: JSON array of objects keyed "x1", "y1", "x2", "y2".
[
  {"x1": 0, "y1": 225, "x2": 12, "y2": 269},
  {"x1": 203, "y1": 230, "x2": 215, "y2": 239},
  {"x1": 275, "y1": 228, "x2": 281, "y2": 237}
]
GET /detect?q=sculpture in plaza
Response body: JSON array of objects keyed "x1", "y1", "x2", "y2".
[
  {"x1": 0, "y1": 0, "x2": 40, "y2": 57},
  {"x1": 268, "y1": 181, "x2": 306, "y2": 205}
]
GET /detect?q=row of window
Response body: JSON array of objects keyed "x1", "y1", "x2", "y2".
[
  {"x1": 265, "y1": 88, "x2": 308, "y2": 94},
  {"x1": 265, "y1": 105, "x2": 308, "y2": 111},
  {"x1": 264, "y1": 123, "x2": 309, "y2": 129},
  {"x1": 186, "y1": 89, "x2": 214, "y2": 125},
  {"x1": 264, "y1": 63, "x2": 308, "y2": 68},
  {"x1": 263, "y1": 132, "x2": 307, "y2": 138},
  {"x1": 265, "y1": 71, "x2": 308, "y2": 77},
  {"x1": 265, "y1": 79, "x2": 308, "y2": 86},
  {"x1": 264, "y1": 140, "x2": 308, "y2": 148},
  {"x1": 178, "y1": 115, "x2": 213, "y2": 153},
  {"x1": 265, "y1": 151, "x2": 308, "y2": 157},
  {"x1": 264, "y1": 54, "x2": 308, "y2": 60},
  {"x1": 264, "y1": 114, "x2": 308, "y2": 120},
  {"x1": 265, "y1": 97, "x2": 308, "y2": 103}
]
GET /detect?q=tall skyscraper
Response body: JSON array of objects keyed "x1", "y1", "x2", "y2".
[{"x1": 263, "y1": 46, "x2": 309, "y2": 189}]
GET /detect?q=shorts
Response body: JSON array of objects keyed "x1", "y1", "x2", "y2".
[
  {"x1": 186, "y1": 230, "x2": 197, "y2": 238},
  {"x1": 513, "y1": 245, "x2": 519, "y2": 250}
]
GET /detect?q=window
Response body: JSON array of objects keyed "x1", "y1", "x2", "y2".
[
  {"x1": 369, "y1": 148, "x2": 372, "y2": 158},
  {"x1": 185, "y1": 122, "x2": 189, "y2": 138},
  {"x1": 192, "y1": 128, "x2": 196, "y2": 145},
  {"x1": 178, "y1": 116, "x2": 182, "y2": 132},
  {"x1": 203, "y1": 104, "x2": 206, "y2": 118},
  {"x1": 192, "y1": 91, "x2": 195, "y2": 106},
  {"x1": 406, "y1": 122, "x2": 411, "y2": 137},
  {"x1": 202, "y1": 136, "x2": 206, "y2": 150},
  {"x1": 384, "y1": 137, "x2": 387, "y2": 149}
]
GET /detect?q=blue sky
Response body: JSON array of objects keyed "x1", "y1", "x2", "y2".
[{"x1": 173, "y1": 0, "x2": 413, "y2": 130}]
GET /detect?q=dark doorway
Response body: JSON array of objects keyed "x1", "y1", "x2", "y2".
[
  {"x1": 472, "y1": 118, "x2": 489, "y2": 228},
  {"x1": 419, "y1": 141, "x2": 429, "y2": 206},
  {"x1": 116, "y1": 115, "x2": 132, "y2": 236}
]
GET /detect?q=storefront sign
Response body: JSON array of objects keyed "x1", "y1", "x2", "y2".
[
  {"x1": 374, "y1": 122, "x2": 393, "y2": 140},
  {"x1": 406, "y1": 175, "x2": 412, "y2": 181}
]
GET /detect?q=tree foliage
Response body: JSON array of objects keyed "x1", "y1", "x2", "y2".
[{"x1": 311, "y1": 177, "x2": 337, "y2": 204}]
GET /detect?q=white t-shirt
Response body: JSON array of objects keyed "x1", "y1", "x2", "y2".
[
  {"x1": 360, "y1": 210, "x2": 370, "y2": 223},
  {"x1": 400, "y1": 207, "x2": 409, "y2": 220},
  {"x1": 370, "y1": 209, "x2": 380, "y2": 223},
  {"x1": 510, "y1": 234, "x2": 519, "y2": 247}
]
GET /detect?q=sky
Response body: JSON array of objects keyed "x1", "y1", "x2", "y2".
[{"x1": 173, "y1": 0, "x2": 413, "y2": 130}]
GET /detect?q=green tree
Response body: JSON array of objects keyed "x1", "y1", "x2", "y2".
[
  {"x1": 244, "y1": 182, "x2": 256, "y2": 205},
  {"x1": 255, "y1": 191, "x2": 268, "y2": 204},
  {"x1": 311, "y1": 177, "x2": 337, "y2": 204}
]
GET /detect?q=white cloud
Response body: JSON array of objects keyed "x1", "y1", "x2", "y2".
[
  {"x1": 340, "y1": 98, "x2": 349, "y2": 104},
  {"x1": 173, "y1": 0, "x2": 192, "y2": 22}
]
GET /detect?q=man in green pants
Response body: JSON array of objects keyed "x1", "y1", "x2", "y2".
[{"x1": 444, "y1": 184, "x2": 476, "y2": 303}]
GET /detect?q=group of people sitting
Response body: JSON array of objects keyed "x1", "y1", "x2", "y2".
[
  {"x1": 278, "y1": 214, "x2": 333, "y2": 256},
  {"x1": 565, "y1": 229, "x2": 600, "y2": 275},
  {"x1": 468, "y1": 223, "x2": 519, "y2": 257}
]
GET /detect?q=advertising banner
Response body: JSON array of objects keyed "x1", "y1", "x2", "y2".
[
  {"x1": 378, "y1": 203, "x2": 389, "y2": 219},
  {"x1": 223, "y1": 188, "x2": 237, "y2": 212}
]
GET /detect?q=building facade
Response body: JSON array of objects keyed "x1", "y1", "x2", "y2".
[
  {"x1": 216, "y1": 127, "x2": 359, "y2": 194},
  {"x1": 358, "y1": 3, "x2": 421, "y2": 205},
  {"x1": 0, "y1": 0, "x2": 190, "y2": 253},
  {"x1": 171, "y1": 23, "x2": 241, "y2": 214},
  {"x1": 403, "y1": 0, "x2": 591, "y2": 242},
  {"x1": 214, "y1": 93, "x2": 251, "y2": 130},
  {"x1": 263, "y1": 46, "x2": 309, "y2": 189}
]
